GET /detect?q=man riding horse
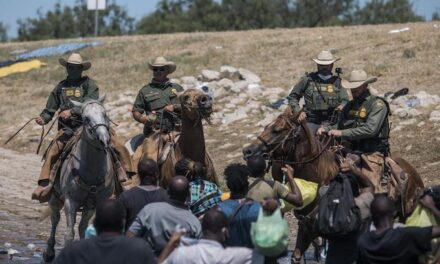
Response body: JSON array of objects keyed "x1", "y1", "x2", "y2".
[
  {"x1": 132, "y1": 57, "x2": 183, "y2": 135},
  {"x1": 131, "y1": 57, "x2": 183, "y2": 162},
  {"x1": 32, "y1": 53, "x2": 133, "y2": 203},
  {"x1": 317, "y1": 69, "x2": 391, "y2": 193},
  {"x1": 287, "y1": 50, "x2": 349, "y2": 133}
]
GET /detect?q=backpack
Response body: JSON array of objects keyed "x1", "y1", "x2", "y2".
[
  {"x1": 316, "y1": 173, "x2": 361, "y2": 239},
  {"x1": 251, "y1": 208, "x2": 289, "y2": 257}
]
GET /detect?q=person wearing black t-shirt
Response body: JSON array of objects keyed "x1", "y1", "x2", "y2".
[
  {"x1": 54, "y1": 199, "x2": 156, "y2": 264},
  {"x1": 357, "y1": 194, "x2": 440, "y2": 264},
  {"x1": 119, "y1": 158, "x2": 169, "y2": 231}
]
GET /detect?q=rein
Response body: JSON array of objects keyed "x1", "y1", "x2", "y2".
[{"x1": 259, "y1": 116, "x2": 332, "y2": 166}]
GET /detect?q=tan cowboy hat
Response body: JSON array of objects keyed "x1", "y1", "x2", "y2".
[
  {"x1": 312, "y1": 50, "x2": 340, "y2": 65},
  {"x1": 341, "y1": 69, "x2": 377, "y2": 89},
  {"x1": 148, "y1": 57, "x2": 176, "y2": 73},
  {"x1": 59, "y1": 53, "x2": 91, "y2": 70}
]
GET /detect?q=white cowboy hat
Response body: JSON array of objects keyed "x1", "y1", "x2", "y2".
[
  {"x1": 341, "y1": 69, "x2": 377, "y2": 89},
  {"x1": 59, "y1": 53, "x2": 91, "y2": 70},
  {"x1": 148, "y1": 57, "x2": 176, "y2": 74},
  {"x1": 312, "y1": 50, "x2": 340, "y2": 65}
]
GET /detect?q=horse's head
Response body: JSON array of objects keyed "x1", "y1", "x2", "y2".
[
  {"x1": 243, "y1": 107, "x2": 302, "y2": 160},
  {"x1": 179, "y1": 89, "x2": 213, "y2": 122},
  {"x1": 71, "y1": 95, "x2": 110, "y2": 148}
]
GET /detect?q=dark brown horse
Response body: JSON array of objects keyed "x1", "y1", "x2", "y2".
[{"x1": 243, "y1": 107, "x2": 424, "y2": 262}]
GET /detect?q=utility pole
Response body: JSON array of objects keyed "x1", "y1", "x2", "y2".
[
  {"x1": 88, "y1": 0, "x2": 105, "y2": 37},
  {"x1": 94, "y1": 0, "x2": 99, "y2": 37}
]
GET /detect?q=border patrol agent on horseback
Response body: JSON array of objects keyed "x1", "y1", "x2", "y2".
[
  {"x1": 287, "y1": 50, "x2": 349, "y2": 133},
  {"x1": 132, "y1": 57, "x2": 183, "y2": 135},
  {"x1": 317, "y1": 69, "x2": 391, "y2": 193},
  {"x1": 32, "y1": 53, "x2": 132, "y2": 203}
]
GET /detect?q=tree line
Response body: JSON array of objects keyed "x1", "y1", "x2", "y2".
[{"x1": 0, "y1": 0, "x2": 438, "y2": 42}]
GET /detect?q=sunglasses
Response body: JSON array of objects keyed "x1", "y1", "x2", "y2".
[{"x1": 153, "y1": 67, "x2": 167, "y2": 72}]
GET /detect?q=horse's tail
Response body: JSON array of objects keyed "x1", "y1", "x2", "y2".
[{"x1": 392, "y1": 156, "x2": 424, "y2": 216}]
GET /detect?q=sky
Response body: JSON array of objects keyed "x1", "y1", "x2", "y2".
[{"x1": 1, "y1": 0, "x2": 439, "y2": 38}]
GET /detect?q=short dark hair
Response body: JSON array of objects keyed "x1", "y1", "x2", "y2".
[
  {"x1": 175, "y1": 158, "x2": 205, "y2": 181},
  {"x1": 224, "y1": 163, "x2": 249, "y2": 195},
  {"x1": 138, "y1": 158, "x2": 159, "y2": 184},
  {"x1": 246, "y1": 155, "x2": 266, "y2": 177},
  {"x1": 94, "y1": 199, "x2": 126, "y2": 234},
  {"x1": 202, "y1": 208, "x2": 228, "y2": 235},
  {"x1": 370, "y1": 194, "x2": 395, "y2": 226},
  {"x1": 168, "y1": 175, "x2": 190, "y2": 202}
]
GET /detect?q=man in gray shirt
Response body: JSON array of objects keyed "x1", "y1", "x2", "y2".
[
  {"x1": 159, "y1": 208, "x2": 264, "y2": 264},
  {"x1": 127, "y1": 176, "x2": 202, "y2": 255}
]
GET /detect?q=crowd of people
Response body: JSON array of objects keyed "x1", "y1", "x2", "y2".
[
  {"x1": 52, "y1": 155, "x2": 440, "y2": 264},
  {"x1": 31, "y1": 51, "x2": 440, "y2": 264}
]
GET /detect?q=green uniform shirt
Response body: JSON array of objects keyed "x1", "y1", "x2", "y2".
[
  {"x1": 132, "y1": 81, "x2": 183, "y2": 131},
  {"x1": 40, "y1": 76, "x2": 99, "y2": 124},
  {"x1": 287, "y1": 72, "x2": 349, "y2": 123},
  {"x1": 326, "y1": 90, "x2": 390, "y2": 153}
]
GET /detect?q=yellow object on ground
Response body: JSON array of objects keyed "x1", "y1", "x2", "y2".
[
  {"x1": 406, "y1": 205, "x2": 438, "y2": 227},
  {"x1": 221, "y1": 192, "x2": 230, "y2": 201},
  {"x1": 0, "y1": 60, "x2": 45, "y2": 78},
  {"x1": 281, "y1": 178, "x2": 318, "y2": 212}
]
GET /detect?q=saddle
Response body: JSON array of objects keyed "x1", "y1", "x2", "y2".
[{"x1": 132, "y1": 131, "x2": 180, "y2": 167}]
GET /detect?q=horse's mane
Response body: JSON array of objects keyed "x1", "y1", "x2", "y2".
[{"x1": 283, "y1": 106, "x2": 340, "y2": 184}]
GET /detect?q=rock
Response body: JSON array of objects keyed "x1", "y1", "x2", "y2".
[
  {"x1": 392, "y1": 125, "x2": 404, "y2": 132},
  {"x1": 170, "y1": 78, "x2": 181, "y2": 85},
  {"x1": 27, "y1": 244, "x2": 36, "y2": 251},
  {"x1": 220, "y1": 65, "x2": 239, "y2": 80},
  {"x1": 415, "y1": 91, "x2": 440, "y2": 107},
  {"x1": 230, "y1": 97, "x2": 244, "y2": 105},
  {"x1": 217, "y1": 78, "x2": 234, "y2": 90},
  {"x1": 408, "y1": 108, "x2": 421, "y2": 118},
  {"x1": 399, "y1": 118, "x2": 417, "y2": 126},
  {"x1": 394, "y1": 108, "x2": 409, "y2": 119},
  {"x1": 429, "y1": 110, "x2": 440, "y2": 122},
  {"x1": 405, "y1": 145, "x2": 412, "y2": 151},
  {"x1": 257, "y1": 113, "x2": 278, "y2": 127},
  {"x1": 247, "y1": 83, "x2": 263, "y2": 98},
  {"x1": 417, "y1": 121, "x2": 426, "y2": 127},
  {"x1": 180, "y1": 76, "x2": 198, "y2": 86},
  {"x1": 201, "y1": 69, "x2": 220, "y2": 82},
  {"x1": 262, "y1": 87, "x2": 285, "y2": 96},
  {"x1": 238, "y1": 68, "x2": 261, "y2": 84},
  {"x1": 231, "y1": 81, "x2": 249, "y2": 93},
  {"x1": 222, "y1": 108, "x2": 248, "y2": 125},
  {"x1": 369, "y1": 87, "x2": 379, "y2": 95}
]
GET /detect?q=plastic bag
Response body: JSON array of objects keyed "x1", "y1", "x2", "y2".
[
  {"x1": 251, "y1": 208, "x2": 289, "y2": 257},
  {"x1": 405, "y1": 205, "x2": 438, "y2": 227},
  {"x1": 281, "y1": 178, "x2": 318, "y2": 212}
]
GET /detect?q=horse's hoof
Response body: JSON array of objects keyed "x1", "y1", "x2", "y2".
[{"x1": 43, "y1": 251, "x2": 55, "y2": 263}]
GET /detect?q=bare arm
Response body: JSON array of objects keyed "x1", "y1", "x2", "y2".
[
  {"x1": 157, "y1": 231, "x2": 184, "y2": 263},
  {"x1": 132, "y1": 111, "x2": 148, "y2": 124},
  {"x1": 281, "y1": 165, "x2": 303, "y2": 208},
  {"x1": 420, "y1": 195, "x2": 440, "y2": 224}
]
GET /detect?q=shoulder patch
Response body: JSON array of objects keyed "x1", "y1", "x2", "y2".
[{"x1": 375, "y1": 100, "x2": 385, "y2": 108}]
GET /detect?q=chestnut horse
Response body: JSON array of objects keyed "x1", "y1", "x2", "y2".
[
  {"x1": 243, "y1": 107, "x2": 424, "y2": 262},
  {"x1": 132, "y1": 89, "x2": 218, "y2": 187}
]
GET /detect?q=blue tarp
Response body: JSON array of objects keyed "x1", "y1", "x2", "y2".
[{"x1": 16, "y1": 42, "x2": 101, "y2": 60}]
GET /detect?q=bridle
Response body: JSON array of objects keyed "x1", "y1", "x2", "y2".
[
  {"x1": 257, "y1": 115, "x2": 333, "y2": 166},
  {"x1": 81, "y1": 101, "x2": 110, "y2": 149}
]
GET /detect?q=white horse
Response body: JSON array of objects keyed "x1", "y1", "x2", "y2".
[{"x1": 43, "y1": 96, "x2": 115, "y2": 262}]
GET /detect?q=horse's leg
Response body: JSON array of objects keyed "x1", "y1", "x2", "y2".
[
  {"x1": 43, "y1": 196, "x2": 63, "y2": 263},
  {"x1": 64, "y1": 198, "x2": 77, "y2": 246},
  {"x1": 293, "y1": 220, "x2": 316, "y2": 263},
  {"x1": 78, "y1": 208, "x2": 95, "y2": 239}
]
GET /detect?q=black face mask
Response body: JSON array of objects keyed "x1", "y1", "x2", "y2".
[{"x1": 67, "y1": 65, "x2": 83, "y2": 80}]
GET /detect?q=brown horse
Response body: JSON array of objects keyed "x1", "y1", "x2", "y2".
[
  {"x1": 243, "y1": 107, "x2": 424, "y2": 262},
  {"x1": 133, "y1": 89, "x2": 218, "y2": 187}
]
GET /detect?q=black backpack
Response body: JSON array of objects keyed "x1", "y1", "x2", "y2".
[{"x1": 316, "y1": 173, "x2": 361, "y2": 239}]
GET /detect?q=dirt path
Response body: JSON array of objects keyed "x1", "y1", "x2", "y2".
[{"x1": 0, "y1": 147, "x2": 65, "y2": 263}]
